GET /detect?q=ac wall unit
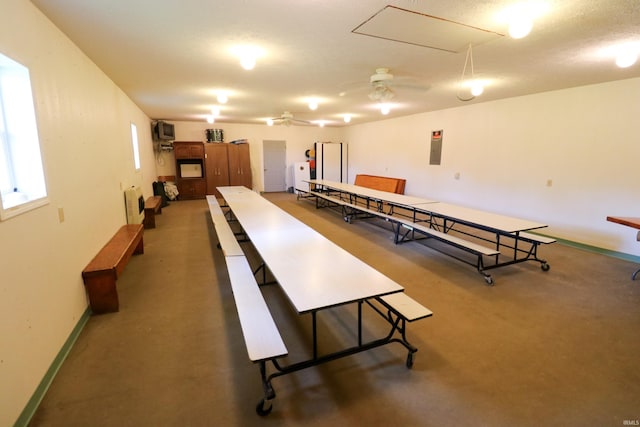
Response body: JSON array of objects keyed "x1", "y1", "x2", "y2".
[{"x1": 124, "y1": 186, "x2": 145, "y2": 225}]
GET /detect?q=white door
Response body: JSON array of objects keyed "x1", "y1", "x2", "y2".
[{"x1": 263, "y1": 140, "x2": 287, "y2": 192}]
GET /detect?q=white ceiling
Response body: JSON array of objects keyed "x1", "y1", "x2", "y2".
[{"x1": 31, "y1": 0, "x2": 640, "y2": 127}]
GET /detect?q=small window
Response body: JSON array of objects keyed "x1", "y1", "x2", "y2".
[
  {"x1": 0, "y1": 53, "x2": 48, "y2": 220},
  {"x1": 130, "y1": 122, "x2": 140, "y2": 170}
]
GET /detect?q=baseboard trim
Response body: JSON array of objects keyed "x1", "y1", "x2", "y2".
[
  {"x1": 13, "y1": 307, "x2": 91, "y2": 427},
  {"x1": 555, "y1": 237, "x2": 640, "y2": 263}
]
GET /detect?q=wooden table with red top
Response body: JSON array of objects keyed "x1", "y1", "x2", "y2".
[{"x1": 606, "y1": 216, "x2": 640, "y2": 280}]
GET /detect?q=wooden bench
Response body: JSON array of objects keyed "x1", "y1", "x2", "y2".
[
  {"x1": 143, "y1": 196, "x2": 162, "y2": 229},
  {"x1": 355, "y1": 174, "x2": 406, "y2": 194},
  {"x1": 207, "y1": 195, "x2": 288, "y2": 362},
  {"x1": 82, "y1": 224, "x2": 144, "y2": 314}
]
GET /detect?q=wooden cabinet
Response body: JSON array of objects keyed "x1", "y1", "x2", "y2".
[
  {"x1": 205, "y1": 143, "x2": 252, "y2": 197},
  {"x1": 174, "y1": 142, "x2": 204, "y2": 159},
  {"x1": 177, "y1": 179, "x2": 206, "y2": 199},
  {"x1": 174, "y1": 141, "x2": 206, "y2": 200},
  {"x1": 205, "y1": 144, "x2": 230, "y2": 198},
  {"x1": 228, "y1": 143, "x2": 252, "y2": 188}
]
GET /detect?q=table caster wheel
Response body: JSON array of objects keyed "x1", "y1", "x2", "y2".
[
  {"x1": 406, "y1": 352, "x2": 414, "y2": 369},
  {"x1": 256, "y1": 399, "x2": 273, "y2": 416},
  {"x1": 484, "y1": 276, "x2": 494, "y2": 286},
  {"x1": 541, "y1": 263, "x2": 550, "y2": 271}
]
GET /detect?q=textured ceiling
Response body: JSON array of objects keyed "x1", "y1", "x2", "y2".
[{"x1": 30, "y1": 0, "x2": 640, "y2": 126}]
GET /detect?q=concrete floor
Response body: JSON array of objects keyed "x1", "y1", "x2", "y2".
[{"x1": 30, "y1": 193, "x2": 640, "y2": 426}]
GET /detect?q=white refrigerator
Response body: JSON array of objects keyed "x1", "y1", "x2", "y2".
[{"x1": 294, "y1": 162, "x2": 310, "y2": 194}]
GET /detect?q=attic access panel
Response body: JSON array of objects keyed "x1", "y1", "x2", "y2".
[{"x1": 353, "y1": 5, "x2": 503, "y2": 53}]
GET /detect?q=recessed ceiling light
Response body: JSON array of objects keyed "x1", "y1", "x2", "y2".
[
  {"x1": 266, "y1": 119, "x2": 274, "y2": 126},
  {"x1": 509, "y1": 16, "x2": 533, "y2": 39},
  {"x1": 380, "y1": 103, "x2": 391, "y2": 115},
  {"x1": 498, "y1": 2, "x2": 548, "y2": 39},
  {"x1": 217, "y1": 92, "x2": 228, "y2": 104},
  {"x1": 308, "y1": 99, "x2": 318, "y2": 110},
  {"x1": 616, "y1": 50, "x2": 638, "y2": 68},
  {"x1": 229, "y1": 45, "x2": 265, "y2": 70},
  {"x1": 343, "y1": 114, "x2": 352, "y2": 123}
]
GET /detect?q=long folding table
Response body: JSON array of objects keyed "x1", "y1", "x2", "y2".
[
  {"x1": 606, "y1": 216, "x2": 640, "y2": 280},
  {"x1": 305, "y1": 179, "x2": 554, "y2": 284},
  {"x1": 217, "y1": 186, "x2": 431, "y2": 413}
]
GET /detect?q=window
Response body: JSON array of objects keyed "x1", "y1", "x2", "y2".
[
  {"x1": 0, "y1": 53, "x2": 47, "y2": 220},
  {"x1": 130, "y1": 122, "x2": 140, "y2": 170}
]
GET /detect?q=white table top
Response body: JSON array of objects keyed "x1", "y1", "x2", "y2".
[
  {"x1": 218, "y1": 186, "x2": 404, "y2": 314},
  {"x1": 307, "y1": 179, "x2": 439, "y2": 207},
  {"x1": 306, "y1": 180, "x2": 546, "y2": 234},
  {"x1": 420, "y1": 202, "x2": 547, "y2": 233}
]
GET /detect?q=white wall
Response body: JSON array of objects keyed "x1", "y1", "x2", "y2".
[
  {"x1": 158, "y1": 121, "x2": 343, "y2": 191},
  {"x1": 1, "y1": 1, "x2": 638, "y2": 424},
  {"x1": 0, "y1": 1, "x2": 156, "y2": 425},
  {"x1": 344, "y1": 78, "x2": 640, "y2": 256}
]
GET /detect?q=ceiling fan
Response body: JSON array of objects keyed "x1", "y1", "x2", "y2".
[
  {"x1": 368, "y1": 68, "x2": 396, "y2": 102},
  {"x1": 267, "y1": 111, "x2": 311, "y2": 126},
  {"x1": 340, "y1": 67, "x2": 429, "y2": 102}
]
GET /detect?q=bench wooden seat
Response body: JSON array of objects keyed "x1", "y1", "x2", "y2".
[
  {"x1": 515, "y1": 231, "x2": 557, "y2": 245},
  {"x1": 207, "y1": 195, "x2": 287, "y2": 362},
  {"x1": 315, "y1": 192, "x2": 500, "y2": 256},
  {"x1": 143, "y1": 196, "x2": 162, "y2": 229},
  {"x1": 403, "y1": 222, "x2": 500, "y2": 256},
  {"x1": 207, "y1": 196, "x2": 244, "y2": 256},
  {"x1": 224, "y1": 256, "x2": 288, "y2": 362},
  {"x1": 82, "y1": 224, "x2": 144, "y2": 314},
  {"x1": 379, "y1": 292, "x2": 433, "y2": 322}
]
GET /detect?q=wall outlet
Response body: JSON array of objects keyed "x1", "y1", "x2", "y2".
[
  {"x1": 454, "y1": 172, "x2": 461, "y2": 180},
  {"x1": 546, "y1": 179, "x2": 553, "y2": 187},
  {"x1": 58, "y1": 207, "x2": 65, "y2": 223}
]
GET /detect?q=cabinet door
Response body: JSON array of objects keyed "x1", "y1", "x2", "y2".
[
  {"x1": 174, "y1": 144, "x2": 191, "y2": 159},
  {"x1": 205, "y1": 144, "x2": 230, "y2": 197},
  {"x1": 228, "y1": 144, "x2": 252, "y2": 188},
  {"x1": 178, "y1": 179, "x2": 206, "y2": 199},
  {"x1": 189, "y1": 144, "x2": 204, "y2": 158},
  {"x1": 174, "y1": 142, "x2": 204, "y2": 159}
]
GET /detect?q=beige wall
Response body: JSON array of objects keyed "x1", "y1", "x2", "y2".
[
  {"x1": 2, "y1": 0, "x2": 639, "y2": 425},
  {"x1": 344, "y1": 78, "x2": 640, "y2": 256},
  {"x1": 0, "y1": 2, "x2": 155, "y2": 425},
  {"x1": 158, "y1": 122, "x2": 343, "y2": 191}
]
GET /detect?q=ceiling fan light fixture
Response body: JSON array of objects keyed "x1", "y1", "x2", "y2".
[
  {"x1": 470, "y1": 81, "x2": 485, "y2": 96},
  {"x1": 457, "y1": 44, "x2": 486, "y2": 101}
]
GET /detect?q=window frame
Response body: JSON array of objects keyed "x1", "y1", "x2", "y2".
[{"x1": 0, "y1": 53, "x2": 49, "y2": 221}]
